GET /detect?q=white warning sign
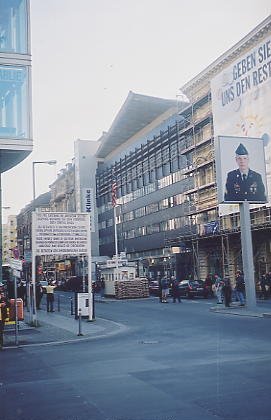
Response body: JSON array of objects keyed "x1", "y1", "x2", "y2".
[{"x1": 32, "y1": 212, "x2": 90, "y2": 256}]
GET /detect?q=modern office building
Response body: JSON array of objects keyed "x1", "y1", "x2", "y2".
[
  {"x1": 0, "y1": 0, "x2": 33, "y2": 278},
  {"x1": 95, "y1": 16, "x2": 271, "y2": 282},
  {"x1": 0, "y1": 0, "x2": 33, "y2": 172}
]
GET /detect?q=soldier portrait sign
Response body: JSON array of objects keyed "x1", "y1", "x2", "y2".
[{"x1": 215, "y1": 136, "x2": 268, "y2": 204}]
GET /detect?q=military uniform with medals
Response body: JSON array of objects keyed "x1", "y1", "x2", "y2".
[{"x1": 224, "y1": 143, "x2": 267, "y2": 202}]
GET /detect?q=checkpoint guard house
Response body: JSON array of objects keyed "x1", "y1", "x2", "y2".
[{"x1": 0, "y1": 0, "x2": 33, "y2": 173}]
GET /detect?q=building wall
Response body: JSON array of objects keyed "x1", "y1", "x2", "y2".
[
  {"x1": 74, "y1": 139, "x2": 100, "y2": 256},
  {"x1": 96, "y1": 16, "x2": 271, "y2": 282},
  {"x1": 2, "y1": 215, "x2": 17, "y2": 263}
]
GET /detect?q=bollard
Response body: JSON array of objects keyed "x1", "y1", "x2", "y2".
[
  {"x1": 70, "y1": 297, "x2": 74, "y2": 315},
  {"x1": 57, "y1": 295, "x2": 60, "y2": 312},
  {"x1": 77, "y1": 308, "x2": 83, "y2": 336}
]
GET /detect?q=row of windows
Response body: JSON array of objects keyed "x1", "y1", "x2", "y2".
[
  {"x1": 120, "y1": 215, "x2": 194, "y2": 240},
  {"x1": 119, "y1": 192, "x2": 188, "y2": 224},
  {"x1": 97, "y1": 120, "x2": 212, "y2": 197},
  {"x1": 97, "y1": 168, "x2": 192, "y2": 215},
  {"x1": 97, "y1": 161, "x2": 215, "y2": 218},
  {"x1": 99, "y1": 206, "x2": 219, "y2": 245}
]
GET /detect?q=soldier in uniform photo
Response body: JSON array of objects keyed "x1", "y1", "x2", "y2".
[{"x1": 224, "y1": 143, "x2": 267, "y2": 202}]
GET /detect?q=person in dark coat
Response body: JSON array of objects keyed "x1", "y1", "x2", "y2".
[
  {"x1": 171, "y1": 278, "x2": 181, "y2": 303},
  {"x1": 35, "y1": 281, "x2": 44, "y2": 309},
  {"x1": 222, "y1": 277, "x2": 232, "y2": 307},
  {"x1": 0, "y1": 290, "x2": 10, "y2": 349},
  {"x1": 17, "y1": 281, "x2": 26, "y2": 306},
  {"x1": 224, "y1": 143, "x2": 266, "y2": 202},
  {"x1": 260, "y1": 274, "x2": 268, "y2": 300},
  {"x1": 235, "y1": 270, "x2": 245, "y2": 306}
]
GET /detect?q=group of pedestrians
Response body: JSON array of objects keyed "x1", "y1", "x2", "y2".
[
  {"x1": 212, "y1": 271, "x2": 245, "y2": 307},
  {"x1": 158, "y1": 276, "x2": 182, "y2": 304}
]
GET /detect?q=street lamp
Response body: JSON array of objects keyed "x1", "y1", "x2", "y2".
[
  {"x1": 32, "y1": 160, "x2": 57, "y2": 201},
  {"x1": 31, "y1": 160, "x2": 57, "y2": 325}
]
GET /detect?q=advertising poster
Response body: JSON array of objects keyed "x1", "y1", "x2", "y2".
[{"x1": 211, "y1": 35, "x2": 271, "y2": 212}]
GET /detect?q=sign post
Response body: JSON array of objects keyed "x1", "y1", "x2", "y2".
[
  {"x1": 9, "y1": 258, "x2": 23, "y2": 344},
  {"x1": 32, "y1": 212, "x2": 93, "y2": 324},
  {"x1": 215, "y1": 135, "x2": 268, "y2": 310},
  {"x1": 240, "y1": 201, "x2": 257, "y2": 310}
]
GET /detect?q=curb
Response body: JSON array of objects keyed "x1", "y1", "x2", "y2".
[
  {"x1": 3, "y1": 317, "x2": 129, "y2": 349},
  {"x1": 209, "y1": 306, "x2": 271, "y2": 318}
]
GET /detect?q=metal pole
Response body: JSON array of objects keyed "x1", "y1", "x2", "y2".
[
  {"x1": 87, "y1": 232, "x2": 93, "y2": 321},
  {"x1": 82, "y1": 256, "x2": 86, "y2": 292},
  {"x1": 70, "y1": 296, "x2": 74, "y2": 315},
  {"x1": 32, "y1": 162, "x2": 36, "y2": 203},
  {"x1": 14, "y1": 275, "x2": 18, "y2": 346},
  {"x1": 0, "y1": 174, "x2": 2, "y2": 284},
  {"x1": 31, "y1": 212, "x2": 38, "y2": 326},
  {"x1": 114, "y1": 205, "x2": 119, "y2": 281},
  {"x1": 77, "y1": 308, "x2": 83, "y2": 336},
  {"x1": 240, "y1": 201, "x2": 257, "y2": 310}
]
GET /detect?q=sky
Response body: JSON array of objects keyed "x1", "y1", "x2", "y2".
[{"x1": 2, "y1": 0, "x2": 271, "y2": 222}]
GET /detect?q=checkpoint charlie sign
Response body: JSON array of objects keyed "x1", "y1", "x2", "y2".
[{"x1": 32, "y1": 212, "x2": 90, "y2": 256}]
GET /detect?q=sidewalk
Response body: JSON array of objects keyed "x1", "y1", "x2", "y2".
[
  {"x1": 210, "y1": 300, "x2": 271, "y2": 318},
  {"x1": 3, "y1": 301, "x2": 128, "y2": 349}
]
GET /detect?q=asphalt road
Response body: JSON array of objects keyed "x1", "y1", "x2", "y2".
[{"x1": 1, "y1": 295, "x2": 271, "y2": 420}]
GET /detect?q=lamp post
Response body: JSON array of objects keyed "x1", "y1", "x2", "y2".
[
  {"x1": 31, "y1": 160, "x2": 57, "y2": 325},
  {"x1": 32, "y1": 160, "x2": 57, "y2": 201}
]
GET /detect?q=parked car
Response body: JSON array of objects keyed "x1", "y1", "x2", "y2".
[
  {"x1": 148, "y1": 280, "x2": 160, "y2": 296},
  {"x1": 178, "y1": 279, "x2": 207, "y2": 299}
]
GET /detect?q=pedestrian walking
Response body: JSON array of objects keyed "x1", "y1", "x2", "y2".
[
  {"x1": 45, "y1": 281, "x2": 56, "y2": 312},
  {"x1": 171, "y1": 278, "x2": 181, "y2": 303},
  {"x1": 235, "y1": 270, "x2": 245, "y2": 306},
  {"x1": 161, "y1": 277, "x2": 169, "y2": 303},
  {"x1": 204, "y1": 274, "x2": 213, "y2": 298},
  {"x1": 222, "y1": 277, "x2": 232, "y2": 307},
  {"x1": 17, "y1": 281, "x2": 26, "y2": 305},
  {"x1": 260, "y1": 274, "x2": 268, "y2": 300},
  {"x1": 0, "y1": 288, "x2": 10, "y2": 350},
  {"x1": 36, "y1": 281, "x2": 44, "y2": 309},
  {"x1": 100, "y1": 277, "x2": 105, "y2": 298},
  {"x1": 214, "y1": 274, "x2": 223, "y2": 304}
]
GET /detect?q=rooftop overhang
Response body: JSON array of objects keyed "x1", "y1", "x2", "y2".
[
  {"x1": 0, "y1": 139, "x2": 33, "y2": 172},
  {"x1": 96, "y1": 91, "x2": 178, "y2": 159}
]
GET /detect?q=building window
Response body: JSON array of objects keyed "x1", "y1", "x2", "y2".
[
  {"x1": 146, "y1": 202, "x2": 159, "y2": 215},
  {"x1": 0, "y1": 65, "x2": 30, "y2": 138},
  {"x1": 0, "y1": 0, "x2": 28, "y2": 54}
]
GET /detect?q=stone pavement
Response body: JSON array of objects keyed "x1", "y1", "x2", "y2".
[
  {"x1": 3, "y1": 295, "x2": 271, "y2": 349},
  {"x1": 2, "y1": 300, "x2": 128, "y2": 349}
]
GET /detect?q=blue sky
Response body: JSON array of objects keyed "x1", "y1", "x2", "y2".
[{"x1": 2, "y1": 0, "x2": 271, "y2": 221}]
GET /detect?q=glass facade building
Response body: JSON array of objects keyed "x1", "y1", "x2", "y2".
[
  {"x1": 0, "y1": 0, "x2": 32, "y2": 173},
  {"x1": 0, "y1": 0, "x2": 28, "y2": 54}
]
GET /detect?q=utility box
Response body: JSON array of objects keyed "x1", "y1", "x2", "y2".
[
  {"x1": 7, "y1": 298, "x2": 24, "y2": 322},
  {"x1": 74, "y1": 292, "x2": 89, "y2": 319}
]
